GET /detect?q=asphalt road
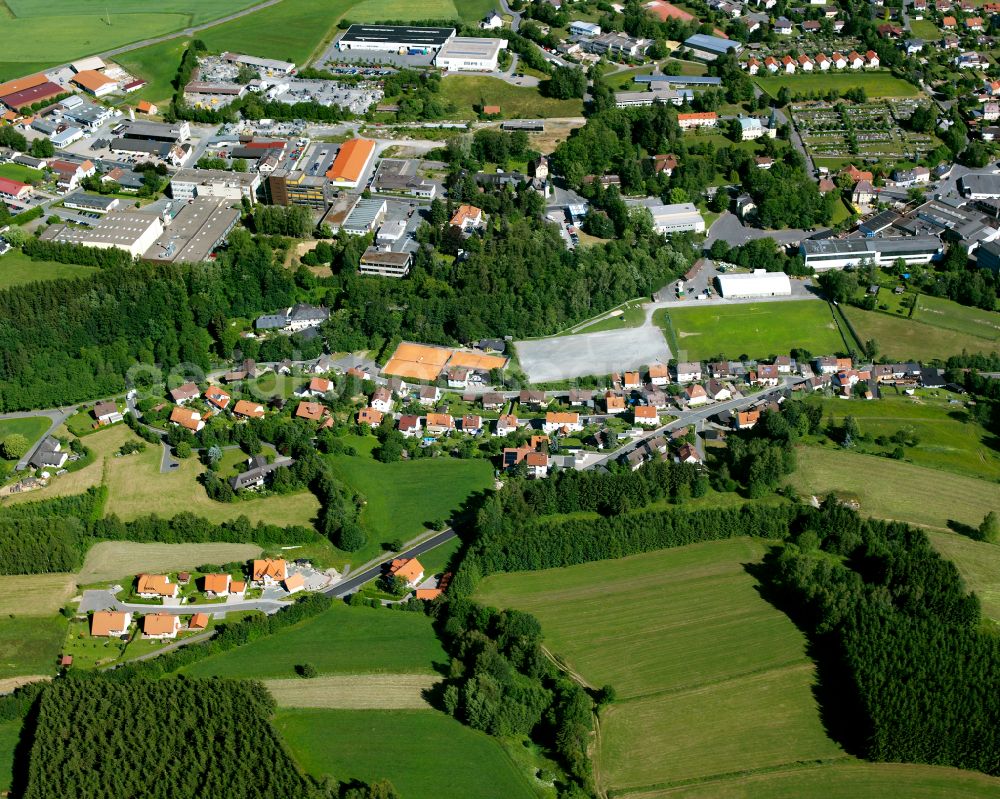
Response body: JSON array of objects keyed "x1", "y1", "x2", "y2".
[
  {"x1": 324, "y1": 528, "x2": 457, "y2": 598},
  {"x1": 0, "y1": 407, "x2": 76, "y2": 470}
]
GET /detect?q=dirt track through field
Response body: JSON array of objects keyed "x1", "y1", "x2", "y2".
[{"x1": 265, "y1": 674, "x2": 438, "y2": 709}]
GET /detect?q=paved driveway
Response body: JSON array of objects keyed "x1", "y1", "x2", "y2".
[{"x1": 515, "y1": 326, "x2": 672, "y2": 383}]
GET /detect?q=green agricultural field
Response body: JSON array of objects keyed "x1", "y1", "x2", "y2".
[
  {"x1": 440, "y1": 75, "x2": 584, "y2": 119},
  {"x1": 0, "y1": 573, "x2": 77, "y2": 617},
  {"x1": 636, "y1": 761, "x2": 1000, "y2": 798},
  {"x1": 841, "y1": 305, "x2": 996, "y2": 361},
  {"x1": 183, "y1": 602, "x2": 447, "y2": 679},
  {"x1": 476, "y1": 538, "x2": 843, "y2": 794},
  {"x1": 754, "y1": 72, "x2": 920, "y2": 98},
  {"x1": 0, "y1": 616, "x2": 65, "y2": 679},
  {"x1": 327, "y1": 444, "x2": 492, "y2": 544},
  {"x1": 788, "y1": 445, "x2": 998, "y2": 531},
  {"x1": 0, "y1": 719, "x2": 19, "y2": 794},
  {"x1": 274, "y1": 709, "x2": 538, "y2": 799},
  {"x1": 76, "y1": 541, "x2": 263, "y2": 583},
  {"x1": 345, "y1": 0, "x2": 459, "y2": 22},
  {"x1": 114, "y1": 38, "x2": 192, "y2": 105},
  {"x1": 913, "y1": 294, "x2": 1000, "y2": 343},
  {"x1": 0, "y1": 164, "x2": 43, "y2": 184},
  {"x1": 656, "y1": 300, "x2": 845, "y2": 361},
  {"x1": 926, "y1": 533, "x2": 1000, "y2": 621},
  {"x1": 806, "y1": 392, "x2": 1000, "y2": 482}
]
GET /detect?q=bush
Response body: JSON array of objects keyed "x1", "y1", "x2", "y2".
[
  {"x1": 296, "y1": 662, "x2": 318, "y2": 678},
  {"x1": 0, "y1": 433, "x2": 29, "y2": 460}
]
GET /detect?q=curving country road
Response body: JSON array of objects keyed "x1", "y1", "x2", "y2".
[{"x1": 0, "y1": 407, "x2": 77, "y2": 471}]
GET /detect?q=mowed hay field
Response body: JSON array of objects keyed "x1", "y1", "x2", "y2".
[
  {"x1": 926, "y1": 533, "x2": 1000, "y2": 621},
  {"x1": 841, "y1": 305, "x2": 996, "y2": 361},
  {"x1": 274, "y1": 709, "x2": 538, "y2": 799},
  {"x1": 0, "y1": 616, "x2": 66, "y2": 679},
  {"x1": 0, "y1": 573, "x2": 77, "y2": 616},
  {"x1": 265, "y1": 674, "x2": 436, "y2": 709},
  {"x1": 656, "y1": 300, "x2": 844, "y2": 361},
  {"x1": 475, "y1": 538, "x2": 844, "y2": 795},
  {"x1": 913, "y1": 294, "x2": 1000, "y2": 344},
  {"x1": 788, "y1": 446, "x2": 998, "y2": 530},
  {"x1": 754, "y1": 72, "x2": 920, "y2": 98},
  {"x1": 76, "y1": 541, "x2": 262, "y2": 583},
  {"x1": 183, "y1": 601, "x2": 447, "y2": 679},
  {"x1": 630, "y1": 761, "x2": 1000, "y2": 798},
  {"x1": 344, "y1": 0, "x2": 459, "y2": 22}
]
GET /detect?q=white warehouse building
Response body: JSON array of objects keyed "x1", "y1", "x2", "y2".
[
  {"x1": 649, "y1": 203, "x2": 706, "y2": 234},
  {"x1": 435, "y1": 37, "x2": 508, "y2": 71},
  {"x1": 800, "y1": 236, "x2": 944, "y2": 271},
  {"x1": 715, "y1": 269, "x2": 792, "y2": 298}
]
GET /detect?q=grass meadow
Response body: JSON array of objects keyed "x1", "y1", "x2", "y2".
[
  {"x1": 754, "y1": 72, "x2": 921, "y2": 98},
  {"x1": 0, "y1": 720, "x2": 18, "y2": 794},
  {"x1": 912, "y1": 294, "x2": 1000, "y2": 344},
  {"x1": 183, "y1": 601, "x2": 447, "y2": 679},
  {"x1": 656, "y1": 300, "x2": 844, "y2": 361},
  {"x1": 0, "y1": 251, "x2": 97, "y2": 290},
  {"x1": 0, "y1": 573, "x2": 77, "y2": 616},
  {"x1": 842, "y1": 305, "x2": 996, "y2": 361},
  {"x1": 440, "y1": 75, "x2": 584, "y2": 119},
  {"x1": 476, "y1": 538, "x2": 845, "y2": 795},
  {"x1": 0, "y1": 616, "x2": 65, "y2": 679},
  {"x1": 344, "y1": 0, "x2": 459, "y2": 22},
  {"x1": 264, "y1": 674, "x2": 436, "y2": 709},
  {"x1": 76, "y1": 541, "x2": 262, "y2": 583},
  {"x1": 274, "y1": 709, "x2": 538, "y2": 799},
  {"x1": 0, "y1": 416, "x2": 49, "y2": 452},
  {"x1": 926, "y1": 533, "x2": 1000, "y2": 621},
  {"x1": 788, "y1": 445, "x2": 998, "y2": 531},
  {"x1": 0, "y1": 164, "x2": 44, "y2": 183}
]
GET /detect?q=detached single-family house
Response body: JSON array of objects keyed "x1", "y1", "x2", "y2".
[
  {"x1": 136, "y1": 573, "x2": 178, "y2": 599},
  {"x1": 298, "y1": 377, "x2": 333, "y2": 398},
  {"x1": 93, "y1": 401, "x2": 122, "y2": 425},
  {"x1": 142, "y1": 613, "x2": 182, "y2": 640},
  {"x1": 677, "y1": 443, "x2": 702, "y2": 464},
  {"x1": 398, "y1": 414, "x2": 423, "y2": 438},
  {"x1": 605, "y1": 392, "x2": 626, "y2": 414},
  {"x1": 865, "y1": 49, "x2": 880, "y2": 68},
  {"x1": 496, "y1": 414, "x2": 519, "y2": 437},
  {"x1": 370, "y1": 387, "x2": 393, "y2": 413},
  {"x1": 648, "y1": 363, "x2": 669, "y2": 386},
  {"x1": 519, "y1": 389, "x2": 547, "y2": 408},
  {"x1": 815, "y1": 53, "x2": 830, "y2": 70},
  {"x1": 685, "y1": 384, "x2": 709, "y2": 406},
  {"x1": 797, "y1": 54, "x2": 814, "y2": 71},
  {"x1": 283, "y1": 573, "x2": 305, "y2": 594},
  {"x1": 30, "y1": 437, "x2": 68, "y2": 470},
  {"x1": 831, "y1": 52, "x2": 847, "y2": 69},
  {"x1": 189, "y1": 613, "x2": 209, "y2": 630},
  {"x1": 706, "y1": 380, "x2": 732, "y2": 401},
  {"x1": 764, "y1": 56, "x2": 779, "y2": 73},
  {"x1": 170, "y1": 406, "x2": 204, "y2": 432},
  {"x1": 295, "y1": 401, "x2": 327, "y2": 422},
  {"x1": 91, "y1": 611, "x2": 131, "y2": 637},
  {"x1": 675, "y1": 361, "x2": 702, "y2": 382},
  {"x1": 781, "y1": 55, "x2": 796, "y2": 73},
  {"x1": 736, "y1": 407, "x2": 761, "y2": 429},
  {"x1": 543, "y1": 412, "x2": 582, "y2": 434},
  {"x1": 202, "y1": 573, "x2": 231, "y2": 597},
  {"x1": 751, "y1": 364, "x2": 781, "y2": 386},
  {"x1": 461, "y1": 414, "x2": 484, "y2": 434},
  {"x1": 425, "y1": 413, "x2": 455, "y2": 436},
  {"x1": 418, "y1": 386, "x2": 440, "y2": 406},
  {"x1": 447, "y1": 367, "x2": 469, "y2": 389},
  {"x1": 251, "y1": 558, "x2": 287, "y2": 586},
  {"x1": 634, "y1": 405, "x2": 659, "y2": 426},
  {"x1": 232, "y1": 400, "x2": 266, "y2": 419},
  {"x1": 357, "y1": 407, "x2": 384, "y2": 428},
  {"x1": 450, "y1": 204, "x2": 483, "y2": 231},
  {"x1": 204, "y1": 386, "x2": 231, "y2": 411},
  {"x1": 847, "y1": 51, "x2": 864, "y2": 69},
  {"x1": 169, "y1": 383, "x2": 199, "y2": 404},
  {"x1": 389, "y1": 558, "x2": 425, "y2": 587},
  {"x1": 623, "y1": 371, "x2": 642, "y2": 390}
]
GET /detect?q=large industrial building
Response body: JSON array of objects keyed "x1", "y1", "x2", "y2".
[
  {"x1": 325, "y1": 138, "x2": 377, "y2": 189},
  {"x1": 648, "y1": 203, "x2": 706, "y2": 234},
  {"x1": 800, "y1": 236, "x2": 944, "y2": 270},
  {"x1": 683, "y1": 33, "x2": 742, "y2": 61},
  {"x1": 435, "y1": 37, "x2": 508, "y2": 71},
  {"x1": 715, "y1": 269, "x2": 792, "y2": 298},
  {"x1": 143, "y1": 199, "x2": 242, "y2": 263},
  {"x1": 40, "y1": 209, "x2": 165, "y2": 257},
  {"x1": 335, "y1": 25, "x2": 456, "y2": 53},
  {"x1": 170, "y1": 168, "x2": 261, "y2": 204}
]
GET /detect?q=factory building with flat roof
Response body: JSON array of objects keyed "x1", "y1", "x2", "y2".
[
  {"x1": 800, "y1": 236, "x2": 943, "y2": 270},
  {"x1": 335, "y1": 25, "x2": 456, "y2": 53},
  {"x1": 715, "y1": 269, "x2": 791, "y2": 298},
  {"x1": 40, "y1": 210, "x2": 164, "y2": 257},
  {"x1": 170, "y1": 168, "x2": 261, "y2": 204},
  {"x1": 435, "y1": 37, "x2": 508, "y2": 71},
  {"x1": 143, "y1": 198, "x2": 241, "y2": 263}
]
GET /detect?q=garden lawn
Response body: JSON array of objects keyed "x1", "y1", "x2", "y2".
[
  {"x1": 806, "y1": 391, "x2": 1000, "y2": 481},
  {"x1": 183, "y1": 602, "x2": 447, "y2": 679},
  {"x1": 440, "y1": 75, "x2": 584, "y2": 119},
  {"x1": 630, "y1": 761, "x2": 1000, "y2": 798},
  {"x1": 475, "y1": 538, "x2": 842, "y2": 794},
  {"x1": 656, "y1": 300, "x2": 844, "y2": 361},
  {"x1": 754, "y1": 72, "x2": 920, "y2": 98},
  {"x1": 913, "y1": 294, "x2": 1000, "y2": 343},
  {"x1": 788, "y1": 445, "x2": 998, "y2": 531},
  {"x1": 274, "y1": 709, "x2": 537, "y2": 799},
  {"x1": 0, "y1": 164, "x2": 43, "y2": 183},
  {"x1": 0, "y1": 616, "x2": 65, "y2": 679},
  {"x1": 327, "y1": 447, "x2": 492, "y2": 544},
  {"x1": 345, "y1": 0, "x2": 459, "y2": 22},
  {"x1": 0, "y1": 416, "x2": 50, "y2": 456},
  {"x1": 841, "y1": 305, "x2": 996, "y2": 361},
  {"x1": 926, "y1": 533, "x2": 1000, "y2": 622},
  {"x1": 908, "y1": 20, "x2": 940, "y2": 39},
  {"x1": 0, "y1": 251, "x2": 98, "y2": 289}
]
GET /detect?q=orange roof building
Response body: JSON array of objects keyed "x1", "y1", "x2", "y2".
[
  {"x1": 169, "y1": 406, "x2": 204, "y2": 431},
  {"x1": 136, "y1": 574, "x2": 178, "y2": 598},
  {"x1": 252, "y1": 559, "x2": 287, "y2": 584},
  {"x1": 205, "y1": 386, "x2": 231, "y2": 411},
  {"x1": 425, "y1": 413, "x2": 455, "y2": 434},
  {"x1": 230, "y1": 580, "x2": 247, "y2": 593},
  {"x1": 202, "y1": 573, "x2": 231, "y2": 595},
  {"x1": 390, "y1": 558, "x2": 425, "y2": 586},
  {"x1": 136, "y1": 100, "x2": 157, "y2": 114},
  {"x1": 295, "y1": 401, "x2": 326, "y2": 421},
  {"x1": 232, "y1": 400, "x2": 265, "y2": 419},
  {"x1": 357, "y1": 407, "x2": 384, "y2": 427},
  {"x1": 284, "y1": 573, "x2": 305, "y2": 594},
  {"x1": 71, "y1": 69, "x2": 117, "y2": 97},
  {"x1": 142, "y1": 613, "x2": 181, "y2": 639},
  {"x1": 91, "y1": 610, "x2": 131, "y2": 637},
  {"x1": 189, "y1": 612, "x2": 209, "y2": 630},
  {"x1": 326, "y1": 138, "x2": 376, "y2": 188},
  {"x1": 450, "y1": 204, "x2": 483, "y2": 230},
  {"x1": 0, "y1": 73, "x2": 48, "y2": 99},
  {"x1": 677, "y1": 112, "x2": 718, "y2": 128}
]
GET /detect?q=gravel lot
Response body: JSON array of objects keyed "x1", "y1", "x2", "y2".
[{"x1": 515, "y1": 326, "x2": 671, "y2": 383}]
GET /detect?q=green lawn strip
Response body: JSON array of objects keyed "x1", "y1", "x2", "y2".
[
  {"x1": 912, "y1": 294, "x2": 1000, "y2": 343},
  {"x1": 182, "y1": 601, "x2": 447, "y2": 679},
  {"x1": 841, "y1": 304, "x2": 997, "y2": 361},
  {"x1": 327, "y1": 445, "x2": 493, "y2": 545},
  {"x1": 574, "y1": 303, "x2": 647, "y2": 334},
  {"x1": 0, "y1": 251, "x2": 99, "y2": 290},
  {"x1": 0, "y1": 163, "x2": 43, "y2": 183},
  {"x1": 439, "y1": 75, "x2": 583, "y2": 119},
  {"x1": 787, "y1": 445, "x2": 998, "y2": 531},
  {"x1": 0, "y1": 719, "x2": 20, "y2": 794},
  {"x1": 655, "y1": 301, "x2": 843, "y2": 362},
  {"x1": 0, "y1": 616, "x2": 66, "y2": 679},
  {"x1": 274, "y1": 709, "x2": 538, "y2": 799},
  {"x1": 415, "y1": 535, "x2": 461, "y2": 575},
  {"x1": 754, "y1": 72, "x2": 920, "y2": 98}
]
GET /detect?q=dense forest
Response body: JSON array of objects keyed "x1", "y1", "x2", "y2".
[{"x1": 0, "y1": 230, "x2": 295, "y2": 411}]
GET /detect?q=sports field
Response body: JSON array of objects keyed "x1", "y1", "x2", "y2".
[
  {"x1": 841, "y1": 305, "x2": 996, "y2": 361},
  {"x1": 926, "y1": 532, "x2": 1000, "y2": 621},
  {"x1": 183, "y1": 601, "x2": 447, "y2": 679},
  {"x1": 76, "y1": 541, "x2": 262, "y2": 583},
  {"x1": 0, "y1": 0, "x2": 261, "y2": 80},
  {"x1": 656, "y1": 300, "x2": 844, "y2": 361},
  {"x1": 788, "y1": 445, "x2": 998, "y2": 531},
  {"x1": 913, "y1": 294, "x2": 1000, "y2": 343},
  {"x1": 754, "y1": 72, "x2": 920, "y2": 98},
  {"x1": 476, "y1": 538, "x2": 845, "y2": 794},
  {"x1": 327, "y1": 442, "x2": 493, "y2": 543},
  {"x1": 807, "y1": 392, "x2": 1000, "y2": 482},
  {"x1": 440, "y1": 75, "x2": 584, "y2": 119},
  {"x1": 274, "y1": 709, "x2": 537, "y2": 799}
]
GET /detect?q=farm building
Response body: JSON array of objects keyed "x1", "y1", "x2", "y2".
[{"x1": 715, "y1": 269, "x2": 791, "y2": 298}]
